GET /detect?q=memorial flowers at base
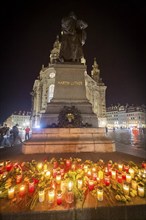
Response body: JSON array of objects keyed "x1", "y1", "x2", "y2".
[{"x1": 0, "y1": 158, "x2": 146, "y2": 210}]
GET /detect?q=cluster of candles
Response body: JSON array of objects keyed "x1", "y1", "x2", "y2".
[{"x1": 0, "y1": 159, "x2": 146, "y2": 206}]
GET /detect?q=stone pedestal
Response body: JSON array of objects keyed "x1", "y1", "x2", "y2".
[
  {"x1": 40, "y1": 63, "x2": 98, "y2": 128},
  {"x1": 22, "y1": 128, "x2": 115, "y2": 154}
]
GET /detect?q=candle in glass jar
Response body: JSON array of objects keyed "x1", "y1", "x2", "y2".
[
  {"x1": 111, "y1": 170, "x2": 116, "y2": 179},
  {"x1": 129, "y1": 168, "x2": 135, "y2": 178},
  {"x1": 83, "y1": 164, "x2": 88, "y2": 173},
  {"x1": 124, "y1": 165, "x2": 129, "y2": 172},
  {"x1": 117, "y1": 172, "x2": 122, "y2": 183},
  {"x1": 8, "y1": 187, "x2": 15, "y2": 199},
  {"x1": 126, "y1": 173, "x2": 131, "y2": 183},
  {"x1": 37, "y1": 162, "x2": 43, "y2": 171},
  {"x1": 57, "y1": 190, "x2": 62, "y2": 205},
  {"x1": 97, "y1": 187, "x2": 103, "y2": 201},
  {"x1": 28, "y1": 180, "x2": 35, "y2": 193},
  {"x1": 66, "y1": 159, "x2": 71, "y2": 167},
  {"x1": 48, "y1": 188, "x2": 55, "y2": 203},
  {"x1": 56, "y1": 173, "x2": 61, "y2": 184},
  {"x1": 68, "y1": 181, "x2": 73, "y2": 191},
  {"x1": 19, "y1": 185, "x2": 25, "y2": 197},
  {"x1": 142, "y1": 161, "x2": 146, "y2": 168},
  {"x1": 123, "y1": 182, "x2": 129, "y2": 195},
  {"x1": 6, "y1": 161, "x2": 13, "y2": 171},
  {"x1": 88, "y1": 180, "x2": 94, "y2": 191},
  {"x1": 118, "y1": 163, "x2": 123, "y2": 172},
  {"x1": 16, "y1": 174, "x2": 22, "y2": 184},
  {"x1": 77, "y1": 178, "x2": 83, "y2": 190},
  {"x1": 138, "y1": 184, "x2": 145, "y2": 197},
  {"x1": 65, "y1": 190, "x2": 74, "y2": 204},
  {"x1": 45, "y1": 170, "x2": 51, "y2": 178},
  {"x1": 98, "y1": 170, "x2": 104, "y2": 180},
  {"x1": 39, "y1": 189, "x2": 45, "y2": 202},
  {"x1": 131, "y1": 179, "x2": 138, "y2": 190},
  {"x1": 104, "y1": 175, "x2": 110, "y2": 186}
]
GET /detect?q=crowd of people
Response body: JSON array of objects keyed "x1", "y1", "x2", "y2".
[{"x1": 0, "y1": 124, "x2": 31, "y2": 147}]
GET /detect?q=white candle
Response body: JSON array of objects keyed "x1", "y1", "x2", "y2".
[
  {"x1": 126, "y1": 173, "x2": 131, "y2": 183},
  {"x1": 77, "y1": 179, "x2": 83, "y2": 190},
  {"x1": 97, "y1": 187, "x2": 103, "y2": 201},
  {"x1": 8, "y1": 187, "x2": 15, "y2": 199},
  {"x1": 48, "y1": 188, "x2": 55, "y2": 203},
  {"x1": 39, "y1": 189, "x2": 45, "y2": 202},
  {"x1": 131, "y1": 179, "x2": 138, "y2": 190},
  {"x1": 123, "y1": 182, "x2": 129, "y2": 195},
  {"x1": 138, "y1": 184, "x2": 145, "y2": 197}
]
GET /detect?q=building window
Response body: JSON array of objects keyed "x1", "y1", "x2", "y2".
[{"x1": 48, "y1": 84, "x2": 54, "y2": 102}]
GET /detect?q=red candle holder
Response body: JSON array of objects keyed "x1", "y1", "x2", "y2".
[
  {"x1": 57, "y1": 190, "x2": 62, "y2": 205},
  {"x1": 88, "y1": 180, "x2": 94, "y2": 191},
  {"x1": 28, "y1": 180, "x2": 35, "y2": 193},
  {"x1": 104, "y1": 175, "x2": 110, "y2": 186}
]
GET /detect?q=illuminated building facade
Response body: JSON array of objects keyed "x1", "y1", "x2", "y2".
[{"x1": 106, "y1": 104, "x2": 146, "y2": 129}]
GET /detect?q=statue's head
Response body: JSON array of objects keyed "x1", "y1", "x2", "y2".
[{"x1": 69, "y1": 11, "x2": 77, "y2": 20}]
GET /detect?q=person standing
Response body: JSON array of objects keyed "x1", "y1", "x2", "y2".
[
  {"x1": 11, "y1": 124, "x2": 22, "y2": 146},
  {"x1": 25, "y1": 126, "x2": 30, "y2": 140}
]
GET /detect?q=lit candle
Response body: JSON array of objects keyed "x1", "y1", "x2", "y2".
[
  {"x1": 19, "y1": 185, "x2": 25, "y2": 197},
  {"x1": 28, "y1": 180, "x2": 35, "y2": 193},
  {"x1": 37, "y1": 162, "x2": 43, "y2": 171},
  {"x1": 117, "y1": 172, "x2": 122, "y2": 183},
  {"x1": 92, "y1": 172, "x2": 97, "y2": 180},
  {"x1": 77, "y1": 178, "x2": 83, "y2": 190},
  {"x1": 88, "y1": 180, "x2": 94, "y2": 191},
  {"x1": 61, "y1": 180, "x2": 66, "y2": 194},
  {"x1": 0, "y1": 165, "x2": 4, "y2": 174},
  {"x1": 66, "y1": 159, "x2": 71, "y2": 167},
  {"x1": 45, "y1": 170, "x2": 51, "y2": 178},
  {"x1": 48, "y1": 188, "x2": 55, "y2": 203},
  {"x1": 138, "y1": 184, "x2": 145, "y2": 197},
  {"x1": 124, "y1": 165, "x2": 129, "y2": 172},
  {"x1": 16, "y1": 174, "x2": 22, "y2": 184},
  {"x1": 39, "y1": 189, "x2": 45, "y2": 202},
  {"x1": 104, "y1": 167, "x2": 109, "y2": 175},
  {"x1": 126, "y1": 173, "x2": 132, "y2": 183},
  {"x1": 87, "y1": 170, "x2": 92, "y2": 178},
  {"x1": 71, "y1": 162, "x2": 76, "y2": 171},
  {"x1": 108, "y1": 160, "x2": 113, "y2": 169},
  {"x1": 122, "y1": 171, "x2": 126, "y2": 180},
  {"x1": 56, "y1": 173, "x2": 61, "y2": 184},
  {"x1": 142, "y1": 161, "x2": 146, "y2": 169},
  {"x1": 8, "y1": 187, "x2": 15, "y2": 199},
  {"x1": 97, "y1": 186, "x2": 103, "y2": 201},
  {"x1": 65, "y1": 190, "x2": 74, "y2": 204},
  {"x1": 111, "y1": 170, "x2": 116, "y2": 179},
  {"x1": 104, "y1": 175, "x2": 110, "y2": 186},
  {"x1": 57, "y1": 190, "x2": 62, "y2": 205},
  {"x1": 83, "y1": 164, "x2": 88, "y2": 173},
  {"x1": 68, "y1": 181, "x2": 73, "y2": 191},
  {"x1": 6, "y1": 161, "x2": 13, "y2": 171},
  {"x1": 129, "y1": 168, "x2": 135, "y2": 178},
  {"x1": 98, "y1": 170, "x2": 104, "y2": 180},
  {"x1": 131, "y1": 179, "x2": 138, "y2": 190},
  {"x1": 118, "y1": 164, "x2": 123, "y2": 172},
  {"x1": 53, "y1": 160, "x2": 58, "y2": 169},
  {"x1": 53, "y1": 168, "x2": 57, "y2": 178},
  {"x1": 123, "y1": 182, "x2": 129, "y2": 195}
]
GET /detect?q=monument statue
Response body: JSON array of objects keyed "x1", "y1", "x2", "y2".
[{"x1": 59, "y1": 12, "x2": 88, "y2": 62}]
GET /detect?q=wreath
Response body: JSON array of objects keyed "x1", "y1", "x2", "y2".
[{"x1": 58, "y1": 106, "x2": 82, "y2": 128}]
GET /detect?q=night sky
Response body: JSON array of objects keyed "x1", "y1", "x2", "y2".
[{"x1": 0, "y1": 0, "x2": 146, "y2": 124}]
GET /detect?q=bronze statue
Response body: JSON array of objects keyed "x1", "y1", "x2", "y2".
[{"x1": 59, "y1": 12, "x2": 88, "y2": 62}]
